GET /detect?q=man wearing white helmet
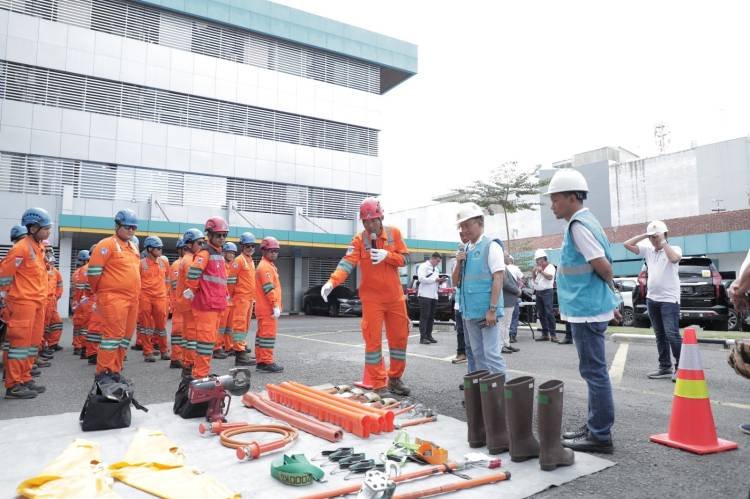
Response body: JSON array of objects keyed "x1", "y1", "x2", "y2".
[
  {"x1": 624, "y1": 221, "x2": 682, "y2": 380},
  {"x1": 546, "y1": 168, "x2": 620, "y2": 454},
  {"x1": 531, "y1": 248, "x2": 558, "y2": 341}
]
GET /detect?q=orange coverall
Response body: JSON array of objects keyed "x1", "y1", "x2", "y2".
[
  {"x1": 217, "y1": 260, "x2": 236, "y2": 352},
  {"x1": 229, "y1": 253, "x2": 256, "y2": 353},
  {"x1": 87, "y1": 236, "x2": 141, "y2": 375},
  {"x1": 328, "y1": 226, "x2": 410, "y2": 389},
  {"x1": 254, "y1": 257, "x2": 281, "y2": 364},
  {"x1": 175, "y1": 252, "x2": 196, "y2": 370},
  {"x1": 0, "y1": 238, "x2": 47, "y2": 388},
  {"x1": 169, "y1": 258, "x2": 184, "y2": 364},
  {"x1": 71, "y1": 264, "x2": 93, "y2": 350},
  {"x1": 43, "y1": 264, "x2": 63, "y2": 349},
  {"x1": 138, "y1": 255, "x2": 170, "y2": 357},
  {"x1": 186, "y1": 244, "x2": 228, "y2": 378}
]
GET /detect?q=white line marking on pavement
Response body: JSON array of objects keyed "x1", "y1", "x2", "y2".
[
  {"x1": 609, "y1": 343, "x2": 629, "y2": 385},
  {"x1": 296, "y1": 330, "x2": 359, "y2": 338},
  {"x1": 278, "y1": 334, "x2": 363, "y2": 348},
  {"x1": 408, "y1": 334, "x2": 421, "y2": 338}
]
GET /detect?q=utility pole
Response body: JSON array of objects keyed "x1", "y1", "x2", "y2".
[
  {"x1": 711, "y1": 199, "x2": 726, "y2": 213},
  {"x1": 654, "y1": 122, "x2": 670, "y2": 154}
]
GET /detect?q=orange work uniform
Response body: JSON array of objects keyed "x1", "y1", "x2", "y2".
[
  {"x1": 87, "y1": 236, "x2": 140, "y2": 375},
  {"x1": 229, "y1": 253, "x2": 256, "y2": 353},
  {"x1": 71, "y1": 264, "x2": 93, "y2": 350},
  {"x1": 175, "y1": 252, "x2": 196, "y2": 370},
  {"x1": 186, "y1": 243, "x2": 228, "y2": 378},
  {"x1": 254, "y1": 257, "x2": 281, "y2": 364},
  {"x1": 43, "y1": 264, "x2": 63, "y2": 349},
  {"x1": 169, "y1": 258, "x2": 184, "y2": 364},
  {"x1": 0, "y1": 237, "x2": 47, "y2": 388},
  {"x1": 217, "y1": 260, "x2": 236, "y2": 352},
  {"x1": 138, "y1": 255, "x2": 170, "y2": 357},
  {"x1": 328, "y1": 226, "x2": 410, "y2": 389}
]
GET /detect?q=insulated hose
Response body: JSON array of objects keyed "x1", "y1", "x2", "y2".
[{"x1": 219, "y1": 424, "x2": 298, "y2": 461}]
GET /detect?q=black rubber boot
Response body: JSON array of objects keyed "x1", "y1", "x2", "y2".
[
  {"x1": 235, "y1": 351, "x2": 256, "y2": 366},
  {"x1": 538, "y1": 379, "x2": 575, "y2": 471},
  {"x1": 463, "y1": 370, "x2": 489, "y2": 448},
  {"x1": 505, "y1": 375, "x2": 540, "y2": 462},
  {"x1": 479, "y1": 373, "x2": 509, "y2": 454}
]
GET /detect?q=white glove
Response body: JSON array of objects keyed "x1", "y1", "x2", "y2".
[
  {"x1": 370, "y1": 248, "x2": 388, "y2": 265},
  {"x1": 183, "y1": 288, "x2": 194, "y2": 300},
  {"x1": 71, "y1": 301, "x2": 78, "y2": 311},
  {"x1": 273, "y1": 306, "x2": 281, "y2": 319},
  {"x1": 321, "y1": 281, "x2": 334, "y2": 302}
]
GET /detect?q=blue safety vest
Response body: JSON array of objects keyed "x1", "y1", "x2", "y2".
[
  {"x1": 557, "y1": 209, "x2": 619, "y2": 317},
  {"x1": 459, "y1": 237, "x2": 504, "y2": 320}
]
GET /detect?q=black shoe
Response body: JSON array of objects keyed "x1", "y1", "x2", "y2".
[
  {"x1": 87, "y1": 354, "x2": 97, "y2": 365},
  {"x1": 550, "y1": 336, "x2": 560, "y2": 343},
  {"x1": 212, "y1": 349, "x2": 228, "y2": 359},
  {"x1": 427, "y1": 337, "x2": 437, "y2": 344},
  {"x1": 153, "y1": 344, "x2": 161, "y2": 351},
  {"x1": 419, "y1": 339, "x2": 431, "y2": 345},
  {"x1": 387, "y1": 377, "x2": 411, "y2": 396},
  {"x1": 5, "y1": 383, "x2": 37, "y2": 399},
  {"x1": 508, "y1": 345, "x2": 520, "y2": 352},
  {"x1": 73, "y1": 348, "x2": 82, "y2": 356},
  {"x1": 558, "y1": 337, "x2": 573, "y2": 345},
  {"x1": 562, "y1": 433, "x2": 614, "y2": 454},
  {"x1": 740, "y1": 423, "x2": 750, "y2": 435},
  {"x1": 131, "y1": 344, "x2": 143, "y2": 351},
  {"x1": 509, "y1": 337, "x2": 517, "y2": 343},
  {"x1": 36, "y1": 359, "x2": 51, "y2": 368},
  {"x1": 501, "y1": 346, "x2": 514, "y2": 354},
  {"x1": 181, "y1": 366, "x2": 192, "y2": 378},
  {"x1": 53, "y1": 345, "x2": 63, "y2": 351},
  {"x1": 169, "y1": 360, "x2": 183, "y2": 369},
  {"x1": 235, "y1": 352, "x2": 257, "y2": 366},
  {"x1": 535, "y1": 336, "x2": 551, "y2": 342},
  {"x1": 31, "y1": 366, "x2": 41, "y2": 377},
  {"x1": 647, "y1": 367, "x2": 673, "y2": 379},
  {"x1": 161, "y1": 352, "x2": 171, "y2": 360},
  {"x1": 459, "y1": 383, "x2": 464, "y2": 391},
  {"x1": 80, "y1": 349, "x2": 88, "y2": 359},
  {"x1": 256, "y1": 362, "x2": 284, "y2": 373},
  {"x1": 562, "y1": 424, "x2": 588, "y2": 440},
  {"x1": 226, "y1": 350, "x2": 236, "y2": 357},
  {"x1": 24, "y1": 380, "x2": 46, "y2": 393},
  {"x1": 144, "y1": 354, "x2": 157, "y2": 363}
]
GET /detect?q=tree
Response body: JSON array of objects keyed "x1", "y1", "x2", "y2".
[{"x1": 445, "y1": 161, "x2": 549, "y2": 252}]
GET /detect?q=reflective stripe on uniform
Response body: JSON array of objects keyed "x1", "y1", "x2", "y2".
[
  {"x1": 389, "y1": 348, "x2": 406, "y2": 361},
  {"x1": 262, "y1": 282, "x2": 275, "y2": 294},
  {"x1": 365, "y1": 350, "x2": 382, "y2": 365},
  {"x1": 336, "y1": 259, "x2": 354, "y2": 274},
  {"x1": 196, "y1": 341, "x2": 214, "y2": 355},
  {"x1": 201, "y1": 274, "x2": 227, "y2": 285}
]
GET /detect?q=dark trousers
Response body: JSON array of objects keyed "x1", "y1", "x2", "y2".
[
  {"x1": 509, "y1": 302, "x2": 520, "y2": 339},
  {"x1": 536, "y1": 289, "x2": 557, "y2": 337},
  {"x1": 646, "y1": 299, "x2": 681, "y2": 369},
  {"x1": 419, "y1": 297, "x2": 437, "y2": 340},
  {"x1": 455, "y1": 309, "x2": 465, "y2": 354}
]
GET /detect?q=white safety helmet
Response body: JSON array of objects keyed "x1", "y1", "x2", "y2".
[
  {"x1": 646, "y1": 220, "x2": 668, "y2": 235},
  {"x1": 544, "y1": 168, "x2": 588, "y2": 195},
  {"x1": 455, "y1": 202, "x2": 484, "y2": 226},
  {"x1": 534, "y1": 249, "x2": 548, "y2": 260}
]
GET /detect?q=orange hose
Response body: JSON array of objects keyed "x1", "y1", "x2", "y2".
[
  {"x1": 218, "y1": 423, "x2": 297, "y2": 461},
  {"x1": 242, "y1": 392, "x2": 343, "y2": 442},
  {"x1": 393, "y1": 471, "x2": 511, "y2": 498}
]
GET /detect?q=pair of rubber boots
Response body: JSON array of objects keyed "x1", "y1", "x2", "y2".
[{"x1": 464, "y1": 371, "x2": 574, "y2": 471}]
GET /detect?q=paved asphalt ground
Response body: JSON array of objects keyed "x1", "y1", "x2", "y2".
[{"x1": 2, "y1": 315, "x2": 749, "y2": 498}]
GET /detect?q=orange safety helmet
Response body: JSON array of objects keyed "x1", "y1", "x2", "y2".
[
  {"x1": 204, "y1": 216, "x2": 229, "y2": 233},
  {"x1": 359, "y1": 197, "x2": 384, "y2": 221},
  {"x1": 260, "y1": 236, "x2": 280, "y2": 251}
]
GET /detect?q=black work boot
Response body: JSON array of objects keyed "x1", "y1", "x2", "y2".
[
  {"x1": 31, "y1": 366, "x2": 42, "y2": 377},
  {"x1": 36, "y1": 359, "x2": 51, "y2": 368},
  {"x1": 479, "y1": 373, "x2": 509, "y2": 454},
  {"x1": 537, "y1": 379, "x2": 575, "y2": 471},
  {"x1": 235, "y1": 351, "x2": 256, "y2": 366},
  {"x1": 505, "y1": 375, "x2": 540, "y2": 462},
  {"x1": 5, "y1": 383, "x2": 37, "y2": 399},
  {"x1": 169, "y1": 359, "x2": 183, "y2": 369},
  {"x1": 181, "y1": 365, "x2": 193, "y2": 378},
  {"x1": 25, "y1": 380, "x2": 46, "y2": 393},
  {"x1": 160, "y1": 352, "x2": 171, "y2": 360},
  {"x1": 144, "y1": 354, "x2": 157, "y2": 363},
  {"x1": 387, "y1": 377, "x2": 411, "y2": 396},
  {"x1": 256, "y1": 362, "x2": 284, "y2": 373},
  {"x1": 212, "y1": 349, "x2": 228, "y2": 359},
  {"x1": 131, "y1": 344, "x2": 143, "y2": 351},
  {"x1": 87, "y1": 354, "x2": 97, "y2": 365},
  {"x1": 463, "y1": 370, "x2": 489, "y2": 448},
  {"x1": 80, "y1": 349, "x2": 88, "y2": 359}
]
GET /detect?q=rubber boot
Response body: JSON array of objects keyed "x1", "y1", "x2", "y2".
[
  {"x1": 538, "y1": 379, "x2": 575, "y2": 471},
  {"x1": 463, "y1": 370, "x2": 489, "y2": 448},
  {"x1": 479, "y1": 373, "x2": 509, "y2": 454},
  {"x1": 504, "y1": 375, "x2": 540, "y2": 462}
]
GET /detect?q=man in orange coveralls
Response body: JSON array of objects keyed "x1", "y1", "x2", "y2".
[
  {"x1": 254, "y1": 237, "x2": 284, "y2": 373},
  {"x1": 70, "y1": 250, "x2": 92, "y2": 356},
  {"x1": 168, "y1": 238, "x2": 186, "y2": 369},
  {"x1": 0, "y1": 207, "x2": 52, "y2": 399},
  {"x1": 229, "y1": 232, "x2": 257, "y2": 367},
  {"x1": 184, "y1": 217, "x2": 229, "y2": 378},
  {"x1": 42, "y1": 241, "x2": 63, "y2": 354},
  {"x1": 322, "y1": 198, "x2": 411, "y2": 396},
  {"x1": 175, "y1": 229, "x2": 204, "y2": 377},
  {"x1": 213, "y1": 241, "x2": 237, "y2": 359},
  {"x1": 87, "y1": 209, "x2": 141, "y2": 380},
  {"x1": 139, "y1": 236, "x2": 170, "y2": 363}
]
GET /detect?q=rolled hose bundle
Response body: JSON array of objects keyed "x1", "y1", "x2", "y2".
[
  {"x1": 218, "y1": 424, "x2": 298, "y2": 461},
  {"x1": 242, "y1": 392, "x2": 344, "y2": 442}
]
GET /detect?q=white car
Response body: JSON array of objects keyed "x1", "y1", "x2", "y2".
[{"x1": 614, "y1": 277, "x2": 637, "y2": 327}]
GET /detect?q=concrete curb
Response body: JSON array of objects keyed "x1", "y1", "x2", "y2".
[{"x1": 611, "y1": 333, "x2": 735, "y2": 348}]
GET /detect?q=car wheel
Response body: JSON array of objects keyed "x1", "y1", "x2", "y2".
[
  {"x1": 328, "y1": 303, "x2": 340, "y2": 317},
  {"x1": 633, "y1": 316, "x2": 651, "y2": 328},
  {"x1": 727, "y1": 310, "x2": 738, "y2": 331},
  {"x1": 622, "y1": 307, "x2": 634, "y2": 327},
  {"x1": 303, "y1": 301, "x2": 313, "y2": 316}
]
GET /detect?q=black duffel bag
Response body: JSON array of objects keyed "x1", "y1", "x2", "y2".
[
  {"x1": 173, "y1": 376, "x2": 208, "y2": 419},
  {"x1": 80, "y1": 375, "x2": 148, "y2": 431}
]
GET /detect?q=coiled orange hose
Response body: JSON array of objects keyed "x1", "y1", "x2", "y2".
[{"x1": 218, "y1": 424, "x2": 298, "y2": 461}]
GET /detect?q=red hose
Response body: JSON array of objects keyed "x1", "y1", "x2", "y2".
[
  {"x1": 218, "y1": 424, "x2": 298, "y2": 460},
  {"x1": 242, "y1": 392, "x2": 343, "y2": 442}
]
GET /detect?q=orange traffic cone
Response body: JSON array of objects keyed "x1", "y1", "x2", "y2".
[
  {"x1": 650, "y1": 327, "x2": 738, "y2": 454},
  {"x1": 353, "y1": 360, "x2": 386, "y2": 391}
]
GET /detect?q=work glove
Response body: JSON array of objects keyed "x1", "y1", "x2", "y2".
[
  {"x1": 728, "y1": 339, "x2": 750, "y2": 380},
  {"x1": 273, "y1": 306, "x2": 281, "y2": 319},
  {"x1": 370, "y1": 249, "x2": 388, "y2": 265},
  {"x1": 183, "y1": 288, "x2": 194, "y2": 300},
  {"x1": 321, "y1": 281, "x2": 334, "y2": 302}
]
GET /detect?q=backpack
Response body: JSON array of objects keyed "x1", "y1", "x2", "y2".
[
  {"x1": 173, "y1": 376, "x2": 209, "y2": 419},
  {"x1": 80, "y1": 376, "x2": 147, "y2": 431}
]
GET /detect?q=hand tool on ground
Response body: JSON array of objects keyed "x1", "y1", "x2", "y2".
[
  {"x1": 319, "y1": 448, "x2": 359, "y2": 467},
  {"x1": 329, "y1": 453, "x2": 368, "y2": 474},
  {"x1": 217, "y1": 423, "x2": 298, "y2": 461},
  {"x1": 270, "y1": 453, "x2": 326, "y2": 486},
  {"x1": 391, "y1": 470, "x2": 511, "y2": 498},
  {"x1": 356, "y1": 469, "x2": 397, "y2": 499},
  {"x1": 394, "y1": 415, "x2": 437, "y2": 429},
  {"x1": 312, "y1": 447, "x2": 354, "y2": 462},
  {"x1": 343, "y1": 460, "x2": 387, "y2": 480},
  {"x1": 462, "y1": 452, "x2": 502, "y2": 469},
  {"x1": 188, "y1": 367, "x2": 251, "y2": 422}
]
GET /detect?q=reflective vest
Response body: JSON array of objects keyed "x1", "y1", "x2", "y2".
[
  {"x1": 557, "y1": 209, "x2": 619, "y2": 317},
  {"x1": 193, "y1": 245, "x2": 228, "y2": 312},
  {"x1": 459, "y1": 237, "x2": 504, "y2": 320}
]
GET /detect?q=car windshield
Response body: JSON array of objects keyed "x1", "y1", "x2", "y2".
[{"x1": 679, "y1": 265, "x2": 712, "y2": 279}]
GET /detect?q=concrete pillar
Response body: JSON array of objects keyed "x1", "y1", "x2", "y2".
[
  {"x1": 293, "y1": 255, "x2": 303, "y2": 313},
  {"x1": 58, "y1": 232, "x2": 73, "y2": 319}
]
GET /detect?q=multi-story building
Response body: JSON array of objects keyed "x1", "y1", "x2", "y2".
[{"x1": 0, "y1": 0, "x2": 455, "y2": 317}]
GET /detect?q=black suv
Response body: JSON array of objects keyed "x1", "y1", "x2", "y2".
[
  {"x1": 406, "y1": 274, "x2": 455, "y2": 321},
  {"x1": 632, "y1": 256, "x2": 730, "y2": 330}
]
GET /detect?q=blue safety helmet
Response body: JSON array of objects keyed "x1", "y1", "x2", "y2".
[
  {"x1": 114, "y1": 209, "x2": 138, "y2": 228},
  {"x1": 222, "y1": 242, "x2": 238, "y2": 253},
  {"x1": 183, "y1": 228, "x2": 205, "y2": 244},
  {"x1": 10, "y1": 224, "x2": 27, "y2": 242},
  {"x1": 21, "y1": 207, "x2": 52, "y2": 228},
  {"x1": 175, "y1": 237, "x2": 185, "y2": 250},
  {"x1": 239, "y1": 232, "x2": 256, "y2": 246},
  {"x1": 77, "y1": 250, "x2": 90, "y2": 262},
  {"x1": 143, "y1": 236, "x2": 164, "y2": 249}
]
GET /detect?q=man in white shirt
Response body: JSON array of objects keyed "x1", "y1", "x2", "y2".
[
  {"x1": 532, "y1": 249, "x2": 558, "y2": 341},
  {"x1": 506, "y1": 255, "x2": 524, "y2": 343},
  {"x1": 624, "y1": 221, "x2": 682, "y2": 380},
  {"x1": 417, "y1": 252, "x2": 445, "y2": 344}
]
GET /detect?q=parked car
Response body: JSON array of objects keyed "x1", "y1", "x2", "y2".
[
  {"x1": 302, "y1": 285, "x2": 362, "y2": 317},
  {"x1": 632, "y1": 257, "x2": 730, "y2": 330},
  {"x1": 723, "y1": 279, "x2": 750, "y2": 331},
  {"x1": 613, "y1": 277, "x2": 637, "y2": 326},
  {"x1": 535, "y1": 280, "x2": 624, "y2": 327},
  {"x1": 406, "y1": 274, "x2": 455, "y2": 321}
]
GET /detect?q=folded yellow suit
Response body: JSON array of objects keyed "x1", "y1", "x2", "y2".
[
  {"x1": 109, "y1": 428, "x2": 239, "y2": 499},
  {"x1": 17, "y1": 439, "x2": 119, "y2": 499}
]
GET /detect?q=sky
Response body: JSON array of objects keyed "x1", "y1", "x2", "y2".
[{"x1": 276, "y1": 0, "x2": 750, "y2": 212}]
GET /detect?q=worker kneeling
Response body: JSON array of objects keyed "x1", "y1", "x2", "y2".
[{"x1": 322, "y1": 198, "x2": 411, "y2": 396}]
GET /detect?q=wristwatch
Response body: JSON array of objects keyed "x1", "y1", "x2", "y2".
[{"x1": 489, "y1": 305, "x2": 497, "y2": 312}]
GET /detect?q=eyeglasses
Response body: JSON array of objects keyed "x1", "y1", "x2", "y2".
[
  {"x1": 214, "y1": 233, "x2": 228, "y2": 239},
  {"x1": 266, "y1": 249, "x2": 280, "y2": 253},
  {"x1": 120, "y1": 225, "x2": 137, "y2": 231}
]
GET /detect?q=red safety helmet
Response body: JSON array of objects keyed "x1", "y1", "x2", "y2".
[
  {"x1": 204, "y1": 216, "x2": 229, "y2": 233},
  {"x1": 359, "y1": 197, "x2": 384, "y2": 221},
  {"x1": 260, "y1": 236, "x2": 280, "y2": 251}
]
